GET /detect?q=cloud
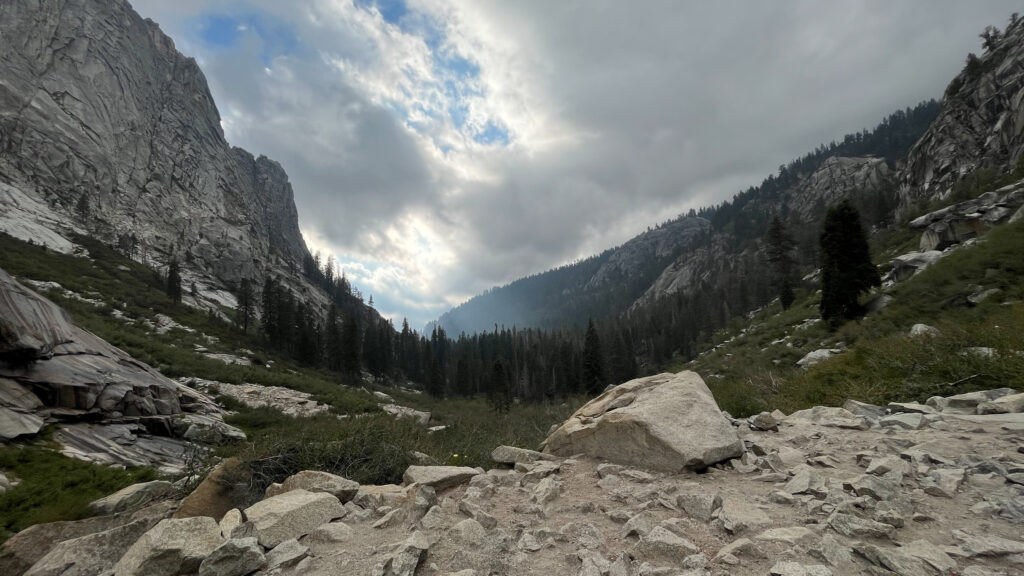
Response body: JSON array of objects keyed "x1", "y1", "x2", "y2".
[{"x1": 130, "y1": 0, "x2": 1020, "y2": 327}]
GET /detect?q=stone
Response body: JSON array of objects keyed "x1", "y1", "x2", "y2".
[
  {"x1": 920, "y1": 468, "x2": 965, "y2": 498},
  {"x1": 174, "y1": 458, "x2": 244, "y2": 522},
  {"x1": 532, "y1": 476, "x2": 561, "y2": 504},
  {"x1": 796, "y1": 349, "x2": 842, "y2": 368},
  {"x1": 373, "y1": 508, "x2": 406, "y2": 529},
  {"x1": 809, "y1": 534, "x2": 853, "y2": 567},
  {"x1": 749, "y1": 412, "x2": 779, "y2": 431},
  {"x1": 354, "y1": 484, "x2": 406, "y2": 509},
  {"x1": 714, "y1": 537, "x2": 764, "y2": 561},
  {"x1": 402, "y1": 466, "x2": 478, "y2": 490},
  {"x1": 842, "y1": 399, "x2": 887, "y2": 419},
  {"x1": 218, "y1": 509, "x2": 243, "y2": 539},
  {"x1": 718, "y1": 499, "x2": 771, "y2": 535},
  {"x1": 88, "y1": 481, "x2": 172, "y2": 515},
  {"x1": 243, "y1": 489, "x2": 345, "y2": 548},
  {"x1": 112, "y1": 517, "x2": 224, "y2": 576},
  {"x1": 376, "y1": 531, "x2": 430, "y2": 576},
  {"x1": 22, "y1": 517, "x2": 165, "y2": 576},
  {"x1": 197, "y1": 537, "x2": 265, "y2": 576},
  {"x1": 952, "y1": 530, "x2": 1024, "y2": 557},
  {"x1": 623, "y1": 511, "x2": 659, "y2": 538},
  {"x1": 304, "y1": 522, "x2": 355, "y2": 555},
  {"x1": 264, "y1": 470, "x2": 359, "y2": 503},
  {"x1": 909, "y1": 324, "x2": 940, "y2": 337},
  {"x1": 676, "y1": 491, "x2": 722, "y2": 522},
  {"x1": 0, "y1": 407, "x2": 44, "y2": 440},
  {"x1": 452, "y1": 519, "x2": 487, "y2": 546},
  {"x1": 755, "y1": 526, "x2": 819, "y2": 546},
  {"x1": 264, "y1": 539, "x2": 308, "y2": 571},
  {"x1": 853, "y1": 544, "x2": 932, "y2": 576},
  {"x1": 880, "y1": 413, "x2": 925, "y2": 430},
  {"x1": 866, "y1": 456, "x2": 905, "y2": 476},
  {"x1": 458, "y1": 500, "x2": 497, "y2": 529},
  {"x1": 542, "y1": 372, "x2": 743, "y2": 471},
  {"x1": 848, "y1": 474, "x2": 898, "y2": 501},
  {"x1": 977, "y1": 392, "x2": 1024, "y2": 414},
  {"x1": 491, "y1": 445, "x2": 557, "y2": 465},
  {"x1": 903, "y1": 540, "x2": 957, "y2": 574},
  {"x1": 827, "y1": 513, "x2": 894, "y2": 539},
  {"x1": 769, "y1": 561, "x2": 833, "y2": 576},
  {"x1": 632, "y1": 526, "x2": 699, "y2": 563},
  {"x1": 787, "y1": 406, "x2": 870, "y2": 430},
  {"x1": 381, "y1": 404, "x2": 431, "y2": 425},
  {"x1": 887, "y1": 402, "x2": 937, "y2": 414}
]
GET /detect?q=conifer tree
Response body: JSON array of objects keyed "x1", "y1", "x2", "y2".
[
  {"x1": 166, "y1": 258, "x2": 182, "y2": 303},
  {"x1": 819, "y1": 201, "x2": 880, "y2": 328},
  {"x1": 488, "y1": 356, "x2": 511, "y2": 413},
  {"x1": 765, "y1": 217, "x2": 797, "y2": 309},
  {"x1": 340, "y1": 314, "x2": 362, "y2": 376},
  {"x1": 582, "y1": 319, "x2": 606, "y2": 395},
  {"x1": 234, "y1": 279, "x2": 255, "y2": 333}
]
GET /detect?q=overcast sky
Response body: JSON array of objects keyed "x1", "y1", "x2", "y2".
[{"x1": 131, "y1": 0, "x2": 1017, "y2": 329}]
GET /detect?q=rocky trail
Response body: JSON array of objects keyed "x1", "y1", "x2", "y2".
[{"x1": 3, "y1": 372, "x2": 1022, "y2": 576}]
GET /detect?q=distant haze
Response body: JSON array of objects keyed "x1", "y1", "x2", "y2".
[{"x1": 131, "y1": 0, "x2": 1018, "y2": 327}]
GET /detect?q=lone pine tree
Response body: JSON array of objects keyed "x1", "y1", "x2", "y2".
[
  {"x1": 819, "y1": 200, "x2": 880, "y2": 328},
  {"x1": 765, "y1": 217, "x2": 797, "y2": 309}
]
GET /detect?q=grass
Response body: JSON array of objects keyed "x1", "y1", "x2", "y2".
[
  {"x1": 684, "y1": 220, "x2": 1024, "y2": 417},
  {"x1": 217, "y1": 396, "x2": 581, "y2": 507},
  {"x1": 0, "y1": 441, "x2": 156, "y2": 544}
]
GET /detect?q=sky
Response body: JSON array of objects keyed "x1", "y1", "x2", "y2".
[{"x1": 130, "y1": 0, "x2": 1018, "y2": 329}]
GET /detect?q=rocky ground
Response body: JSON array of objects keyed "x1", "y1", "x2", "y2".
[{"x1": 3, "y1": 374, "x2": 1022, "y2": 576}]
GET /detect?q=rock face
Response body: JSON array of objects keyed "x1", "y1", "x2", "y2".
[
  {"x1": 0, "y1": 267, "x2": 242, "y2": 472},
  {"x1": 541, "y1": 371, "x2": 743, "y2": 471},
  {"x1": 908, "y1": 182, "x2": 1024, "y2": 251},
  {"x1": 0, "y1": 0, "x2": 311, "y2": 301},
  {"x1": 902, "y1": 17, "x2": 1024, "y2": 212}
]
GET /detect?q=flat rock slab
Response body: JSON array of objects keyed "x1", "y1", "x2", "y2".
[
  {"x1": 541, "y1": 371, "x2": 743, "y2": 471},
  {"x1": 491, "y1": 445, "x2": 558, "y2": 465},
  {"x1": 403, "y1": 466, "x2": 478, "y2": 490},
  {"x1": 243, "y1": 489, "x2": 345, "y2": 548},
  {"x1": 265, "y1": 470, "x2": 359, "y2": 503},
  {"x1": 89, "y1": 480, "x2": 172, "y2": 515}
]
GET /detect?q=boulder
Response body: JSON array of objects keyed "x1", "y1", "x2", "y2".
[
  {"x1": 304, "y1": 522, "x2": 355, "y2": 556},
  {"x1": 174, "y1": 458, "x2": 244, "y2": 521},
  {"x1": 541, "y1": 372, "x2": 743, "y2": 472},
  {"x1": 909, "y1": 324, "x2": 940, "y2": 337},
  {"x1": 796, "y1": 349, "x2": 842, "y2": 368},
  {"x1": 112, "y1": 517, "x2": 224, "y2": 576},
  {"x1": 264, "y1": 470, "x2": 359, "y2": 503},
  {"x1": 0, "y1": 407, "x2": 44, "y2": 440},
  {"x1": 354, "y1": 484, "x2": 406, "y2": 509},
  {"x1": 402, "y1": 466, "x2": 478, "y2": 490},
  {"x1": 243, "y1": 489, "x2": 345, "y2": 548},
  {"x1": 0, "y1": 268, "x2": 76, "y2": 359},
  {"x1": 381, "y1": 404, "x2": 431, "y2": 425},
  {"x1": 490, "y1": 445, "x2": 557, "y2": 465},
  {"x1": 0, "y1": 501, "x2": 176, "y2": 576},
  {"x1": 265, "y1": 539, "x2": 308, "y2": 571},
  {"x1": 977, "y1": 392, "x2": 1024, "y2": 414},
  {"x1": 89, "y1": 481, "x2": 173, "y2": 515},
  {"x1": 197, "y1": 537, "x2": 265, "y2": 576},
  {"x1": 22, "y1": 516, "x2": 165, "y2": 576}
]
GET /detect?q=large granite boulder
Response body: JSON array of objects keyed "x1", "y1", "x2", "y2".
[
  {"x1": 541, "y1": 371, "x2": 743, "y2": 471},
  {"x1": 89, "y1": 480, "x2": 173, "y2": 515},
  {"x1": 23, "y1": 517, "x2": 165, "y2": 576},
  {"x1": 243, "y1": 489, "x2": 346, "y2": 548},
  {"x1": 264, "y1": 470, "x2": 359, "y2": 503},
  {"x1": 111, "y1": 517, "x2": 224, "y2": 576}
]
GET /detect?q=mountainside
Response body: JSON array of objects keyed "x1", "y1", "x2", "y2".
[
  {"x1": 0, "y1": 0, "x2": 312, "y2": 310},
  {"x1": 434, "y1": 102, "x2": 939, "y2": 336},
  {"x1": 901, "y1": 16, "x2": 1024, "y2": 212}
]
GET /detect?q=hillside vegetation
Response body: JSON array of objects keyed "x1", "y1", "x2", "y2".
[{"x1": 679, "y1": 219, "x2": 1024, "y2": 417}]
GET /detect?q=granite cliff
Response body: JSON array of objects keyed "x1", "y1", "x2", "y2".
[{"x1": 0, "y1": 0, "x2": 312, "y2": 309}]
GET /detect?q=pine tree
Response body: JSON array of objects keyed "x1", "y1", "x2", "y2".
[
  {"x1": 340, "y1": 314, "x2": 362, "y2": 376},
  {"x1": 234, "y1": 279, "x2": 255, "y2": 333},
  {"x1": 326, "y1": 304, "x2": 341, "y2": 372},
  {"x1": 765, "y1": 217, "x2": 797, "y2": 309},
  {"x1": 488, "y1": 356, "x2": 511, "y2": 413},
  {"x1": 582, "y1": 319, "x2": 606, "y2": 395},
  {"x1": 427, "y1": 354, "x2": 445, "y2": 398},
  {"x1": 819, "y1": 201, "x2": 880, "y2": 328},
  {"x1": 166, "y1": 258, "x2": 182, "y2": 303}
]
